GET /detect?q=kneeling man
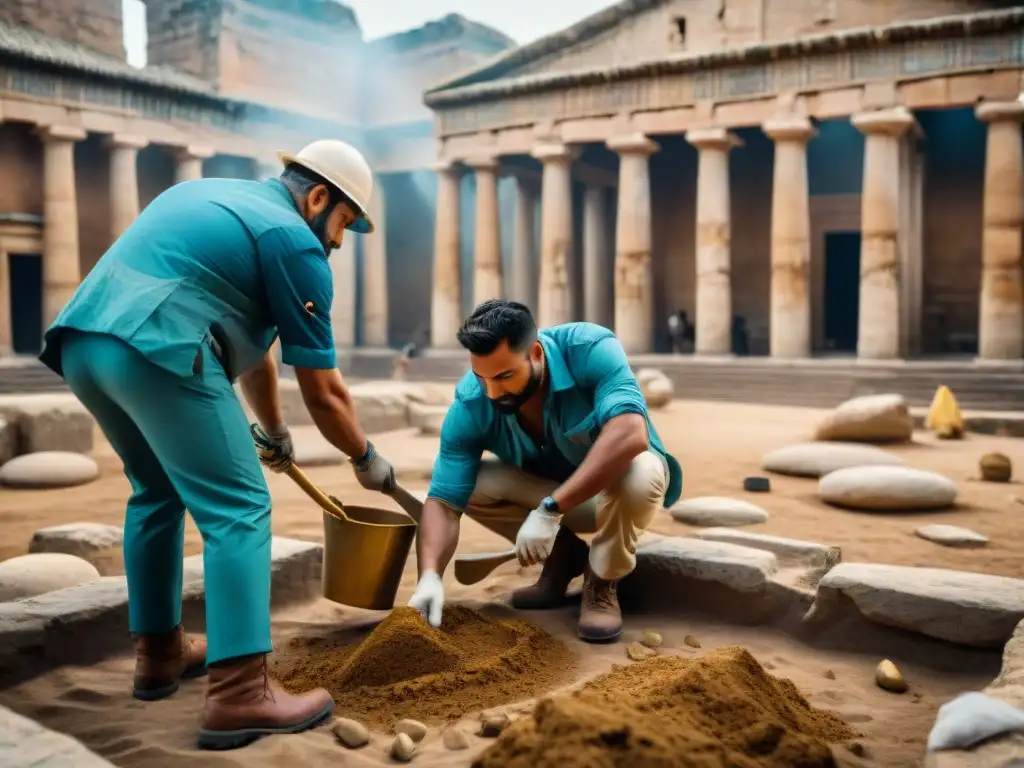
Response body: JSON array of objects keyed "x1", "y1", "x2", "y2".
[{"x1": 408, "y1": 300, "x2": 682, "y2": 641}]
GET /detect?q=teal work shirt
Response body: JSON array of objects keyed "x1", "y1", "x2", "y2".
[
  {"x1": 39, "y1": 178, "x2": 337, "y2": 379},
  {"x1": 427, "y1": 322, "x2": 683, "y2": 511}
]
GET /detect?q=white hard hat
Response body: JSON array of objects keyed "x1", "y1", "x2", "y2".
[{"x1": 277, "y1": 140, "x2": 375, "y2": 234}]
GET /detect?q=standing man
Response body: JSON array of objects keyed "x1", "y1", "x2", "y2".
[
  {"x1": 407, "y1": 300, "x2": 682, "y2": 641},
  {"x1": 37, "y1": 140, "x2": 397, "y2": 751}
]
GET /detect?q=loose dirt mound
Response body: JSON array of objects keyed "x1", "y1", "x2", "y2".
[
  {"x1": 272, "y1": 605, "x2": 576, "y2": 728},
  {"x1": 473, "y1": 646, "x2": 857, "y2": 768}
]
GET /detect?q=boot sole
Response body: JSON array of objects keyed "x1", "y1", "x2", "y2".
[
  {"x1": 577, "y1": 626, "x2": 622, "y2": 644},
  {"x1": 196, "y1": 701, "x2": 335, "y2": 751},
  {"x1": 132, "y1": 662, "x2": 209, "y2": 702}
]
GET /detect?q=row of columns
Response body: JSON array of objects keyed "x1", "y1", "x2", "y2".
[{"x1": 432, "y1": 101, "x2": 1024, "y2": 361}]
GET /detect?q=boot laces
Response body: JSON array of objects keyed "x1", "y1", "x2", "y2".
[
  {"x1": 259, "y1": 657, "x2": 276, "y2": 702},
  {"x1": 586, "y1": 574, "x2": 617, "y2": 609}
]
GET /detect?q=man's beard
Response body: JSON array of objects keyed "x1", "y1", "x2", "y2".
[
  {"x1": 309, "y1": 207, "x2": 339, "y2": 252},
  {"x1": 490, "y1": 361, "x2": 543, "y2": 415}
]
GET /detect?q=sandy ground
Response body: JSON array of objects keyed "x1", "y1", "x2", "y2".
[{"x1": 0, "y1": 399, "x2": 1021, "y2": 766}]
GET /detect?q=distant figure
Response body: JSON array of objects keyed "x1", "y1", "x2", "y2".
[
  {"x1": 667, "y1": 309, "x2": 694, "y2": 354},
  {"x1": 732, "y1": 315, "x2": 750, "y2": 356},
  {"x1": 392, "y1": 328, "x2": 425, "y2": 381}
]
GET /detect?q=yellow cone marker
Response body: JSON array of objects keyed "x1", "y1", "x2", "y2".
[{"x1": 926, "y1": 385, "x2": 964, "y2": 439}]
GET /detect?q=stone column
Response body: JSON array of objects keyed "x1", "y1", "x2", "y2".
[
  {"x1": 511, "y1": 174, "x2": 538, "y2": 308},
  {"x1": 608, "y1": 133, "x2": 658, "y2": 351},
  {"x1": 687, "y1": 127, "x2": 741, "y2": 355},
  {"x1": 331, "y1": 236, "x2": 357, "y2": 349},
  {"x1": 468, "y1": 157, "x2": 502, "y2": 305},
  {"x1": 174, "y1": 144, "x2": 213, "y2": 183},
  {"x1": 976, "y1": 101, "x2": 1024, "y2": 360},
  {"x1": 362, "y1": 177, "x2": 388, "y2": 347},
  {"x1": 582, "y1": 185, "x2": 612, "y2": 328},
  {"x1": 764, "y1": 117, "x2": 816, "y2": 358},
  {"x1": 852, "y1": 108, "x2": 914, "y2": 360},
  {"x1": 431, "y1": 162, "x2": 462, "y2": 348},
  {"x1": 38, "y1": 125, "x2": 86, "y2": 328},
  {"x1": 106, "y1": 133, "x2": 148, "y2": 241},
  {"x1": 532, "y1": 143, "x2": 577, "y2": 328},
  {"x1": 0, "y1": 250, "x2": 10, "y2": 356}
]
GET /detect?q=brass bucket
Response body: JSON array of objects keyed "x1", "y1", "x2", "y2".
[{"x1": 284, "y1": 464, "x2": 418, "y2": 611}]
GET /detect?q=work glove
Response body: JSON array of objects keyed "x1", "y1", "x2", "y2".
[
  {"x1": 515, "y1": 505, "x2": 562, "y2": 568},
  {"x1": 250, "y1": 423, "x2": 294, "y2": 473},
  {"x1": 408, "y1": 570, "x2": 445, "y2": 628},
  {"x1": 351, "y1": 440, "x2": 397, "y2": 494}
]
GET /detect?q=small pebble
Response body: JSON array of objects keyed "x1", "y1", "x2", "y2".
[
  {"x1": 331, "y1": 717, "x2": 370, "y2": 748},
  {"x1": 683, "y1": 634, "x2": 701, "y2": 648},
  {"x1": 389, "y1": 733, "x2": 416, "y2": 762},
  {"x1": 442, "y1": 728, "x2": 470, "y2": 751},
  {"x1": 848, "y1": 742, "x2": 868, "y2": 757},
  {"x1": 394, "y1": 718, "x2": 428, "y2": 743},
  {"x1": 478, "y1": 713, "x2": 511, "y2": 738},
  {"x1": 640, "y1": 630, "x2": 663, "y2": 648},
  {"x1": 824, "y1": 669, "x2": 836, "y2": 680},
  {"x1": 875, "y1": 659, "x2": 908, "y2": 693},
  {"x1": 626, "y1": 641, "x2": 654, "y2": 661}
]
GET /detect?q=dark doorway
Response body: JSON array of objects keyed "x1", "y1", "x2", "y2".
[
  {"x1": 823, "y1": 232, "x2": 860, "y2": 353},
  {"x1": 10, "y1": 253, "x2": 43, "y2": 354}
]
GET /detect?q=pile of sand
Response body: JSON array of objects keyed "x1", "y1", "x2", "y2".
[
  {"x1": 473, "y1": 646, "x2": 857, "y2": 768},
  {"x1": 272, "y1": 606, "x2": 576, "y2": 728}
]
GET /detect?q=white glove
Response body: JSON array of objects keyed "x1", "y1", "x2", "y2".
[
  {"x1": 515, "y1": 506, "x2": 562, "y2": 567},
  {"x1": 408, "y1": 570, "x2": 445, "y2": 628}
]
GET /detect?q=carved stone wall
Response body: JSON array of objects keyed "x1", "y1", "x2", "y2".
[{"x1": 0, "y1": 0, "x2": 125, "y2": 60}]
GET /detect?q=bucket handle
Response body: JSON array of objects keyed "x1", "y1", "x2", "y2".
[{"x1": 285, "y1": 464, "x2": 351, "y2": 523}]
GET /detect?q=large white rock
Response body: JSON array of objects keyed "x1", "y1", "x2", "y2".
[
  {"x1": 0, "y1": 704, "x2": 116, "y2": 767},
  {"x1": 0, "y1": 553, "x2": 101, "y2": 601},
  {"x1": 670, "y1": 497, "x2": 769, "y2": 527},
  {"x1": 761, "y1": 442, "x2": 904, "y2": 478},
  {"x1": 634, "y1": 536, "x2": 779, "y2": 593},
  {"x1": 813, "y1": 393, "x2": 914, "y2": 444},
  {"x1": 29, "y1": 523, "x2": 123, "y2": 558},
  {"x1": 806, "y1": 563, "x2": 1024, "y2": 648},
  {"x1": 635, "y1": 368, "x2": 673, "y2": 409},
  {"x1": 0, "y1": 451, "x2": 100, "y2": 489},
  {"x1": 819, "y1": 465, "x2": 957, "y2": 511},
  {"x1": 408, "y1": 402, "x2": 447, "y2": 436},
  {"x1": 0, "y1": 393, "x2": 95, "y2": 454},
  {"x1": 0, "y1": 415, "x2": 14, "y2": 466},
  {"x1": 350, "y1": 382, "x2": 421, "y2": 434},
  {"x1": 915, "y1": 524, "x2": 989, "y2": 549}
]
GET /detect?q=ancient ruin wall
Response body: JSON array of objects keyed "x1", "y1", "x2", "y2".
[{"x1": 0, "y1": 0, "x2": 124, "y2": 60}]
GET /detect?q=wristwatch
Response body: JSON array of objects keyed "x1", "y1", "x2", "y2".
[{"x1": 540, "y1": 496, "x2": 560, "y2": 514}]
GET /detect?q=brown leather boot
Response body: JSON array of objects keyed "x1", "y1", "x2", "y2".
[
  {"x1": 197, "y1": 654, "x2": 334, "y2": 750},
  {"x1": 133, "y1": 624, "x2": 208, "y2": 701},
  {"x1": 577, "y1": 568, "x2": 623, "y2": 643},
  {"x1": 510, "y1": 527, "x2": 590, "y2": 610}
]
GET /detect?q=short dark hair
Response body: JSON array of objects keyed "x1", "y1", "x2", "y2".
[
  {"x1": 456, "y1": 300, "x2": 537, "y2": 356},
  {"x1": 279, "y1": 163, "x2": 354, "y2": 211}
]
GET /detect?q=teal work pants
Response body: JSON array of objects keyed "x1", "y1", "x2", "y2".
[{"x1": 60, "y1": 330, "x2": 272, "y2": 665}]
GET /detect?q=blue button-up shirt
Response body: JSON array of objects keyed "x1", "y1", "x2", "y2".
[{"x1": 427, "y1": 322, "x2": 683, "y2": 512}]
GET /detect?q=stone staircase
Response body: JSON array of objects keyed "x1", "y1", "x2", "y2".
[{"x1": 0, "y1": 360, "x2": 66, "y2": 395}]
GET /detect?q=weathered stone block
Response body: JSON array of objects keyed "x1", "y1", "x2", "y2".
[
  {"x1": 0, "y1": 703, "x2": 115, "y2": 767},
  {"x1": 29, "y1": 523, "x2": 124, "y2": 559},
  {"x1": 0, "y1": 394, "x2": 95, "y2": 455}
]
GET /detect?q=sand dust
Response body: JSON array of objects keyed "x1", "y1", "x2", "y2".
[{"x1": 272, "y1": 605, "x2": 576, "y2": 728}]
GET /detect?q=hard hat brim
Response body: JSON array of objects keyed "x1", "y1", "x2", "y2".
[{"x1": 276, "y1": 151, "x2": 375, "y2": 234}]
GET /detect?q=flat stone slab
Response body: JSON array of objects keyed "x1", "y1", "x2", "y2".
[
  {"x1": 408, "y1": 402, "x2": 447, "y2": 436},
  {"x1": 761, "y1": 442, "x2": 904, "y2": 478},
  {"x1": 819, "y1": 465, "x2": 958, "y2": 511},
  {"x1": 0, "y1": 553, "x2": 101, "y2": 601},
  {"x1": 669, "y1": 497, "x2": 769, "y2": 527},
  {"x1": 916, "y1": 524, "x2": 989, "y2": 549},
  {"x1": 0, "y1": 452, "x2": 100, "y2": 489},
  {"x1": 806, "y1": 563, "x2": 1024, "y2": 649},
  {"x1": 0, "y1": 703, "x2": 115, "y2": 766},
  {"x1": 0, "y1": 393, "x2": 95, "y2": 455},
  {"x1": 29, "y1": 523, "x2": 123, "y2": 559},
  {"x1": 291, "y1": 433, "x2": 344, "y2": 466},
  {"x1": 692, "y1": 528, "x2": 841, "y2": 571},
  {"x1": 633, "y1": 536, "x2": 779, "y2": 593}
]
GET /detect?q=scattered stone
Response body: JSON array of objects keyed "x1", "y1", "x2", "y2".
[
  {"x1": 761, "y1": 442, "x2": 904, "y2": 478},
  {"x1": 926, "y1": 385, "x2": 964, "y2": 440},
  {"x1": 407, "y1": 402, "x2": 447, "y2": 437},
  {"x1": 980, "y1": 452, "x2": 1013, "y2": 483},
  {"x1": 0, "y1": 394, "x2": 95, "y2": 454},
  {"x1": 394, "y1": 718, "x2": 428, "y2": 743},
  {"x1": 813, "y1": 393, "x2": 914, "y2": 444},
  {"x1": 0, "y1": 451, "x2": 100, "y2": 489},
  {"x1": 442, "y1": 728, "x2": 469, "y2": 751},
  {"x1": 388, "y1": 732, "x2": 416, "y2": 762},
  {"x1": 0, "y1": 553, "x2": 101, "y2": 601},
  {"x1": 742, "y1": 476, "x2": 771, "y2": 493},
  {"x1": 824, "y1": 669, "x2": 836, "y2": 680},
  {"x1": 640, "y1": 630, "x2": 663, "y2": 648},
  {"x1": 350, "y1": 382, "x2": 418, "y2": 434},
  {"x1": 684, "y1": 635, "x2": 701, "y2": 649},
  {"x1": 847, "y1": 741, "x2": 868, "y2": 757},
  {"x1": 669, "y1": 497, "x2": 769, "y2": 527},
  {"x1": 331, "y1": 717, "x2": 370, "y2": 748},
  {"x1": 632, "y1": 536, "x2": 779, "y2": 595},
  {"x1": 627, "y1": 641, "x2": 655, "y2": 661},
  {"x1": 915, "y1": 524, "x2": 988, "y2": 549},
  {"x1": 693, "y1": 528, "x2": 841, "y2": 571},
  {"x1": 875, "y1": 659, "x2": 908, "y2": 693},
  {"x1": 0, "y1": 416, "x2": 14, "y2": 466},
  {"x1": 819, "y1": 466, "x2": 958, "y2": 511},
  {"x1": 478, "y1": 713, "x2": 511, "y2": 738},
  {"x1": 807, "y1": 563, "x2": 1024, "y2": 648},
  {"x1": 0, "y1": 702, "x2": 116, "y2": 766},
  {"x1": 29, "y1": 523, "x2": 123, "y2": 559},
  {"x1": 636, "y1": 368, "x2": 673, "y2": 409}
]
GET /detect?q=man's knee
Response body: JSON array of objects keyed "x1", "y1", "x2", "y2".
[
  {"x1": 467, "y1": 459, "x2": 527, "y2": 506},
  {"x1": 605, "y1": 451, "x2": 668, "y2": 515}
]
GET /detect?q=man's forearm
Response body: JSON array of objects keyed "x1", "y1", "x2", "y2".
[
  {"x1": 416, "y1": 499, "x2": 461, "y2": 576},
  {"x1": 306, "y1": 384, "x2": 369, "y2": 459},
  {"x1": 550, "y1": 414, "x2": 649, "y2": 511},
  {"x1": 239, "y1": 353, "x2": 285, "y2": 429}
]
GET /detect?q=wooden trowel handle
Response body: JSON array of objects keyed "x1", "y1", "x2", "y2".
[
  {"x1": 285, "y1": 464, "x2": 349, "y2": 522},
  {"x1": 453, "y1": 549, "x2": 518, "y2": 585}
]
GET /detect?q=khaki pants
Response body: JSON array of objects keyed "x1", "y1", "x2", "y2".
[{"x1": 463, "y1": 451, "x2": 669, "y2": 581}]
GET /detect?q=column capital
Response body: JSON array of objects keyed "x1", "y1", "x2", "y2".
[
  {"x1": 36, "y1": 124, "x2": 86, "y2": 143},
  {"x1": 465, "y1": 155, "x2": 500, "y2": 171},
  {"x1": 852, "y1": 107, "x2": 915, "y2": 137},
  {"x1": 763, "y1": 116, "x2": 817, "y2": 142},
  {"x1": 105, "y1": 133, "x2": 149, "y2": 150},
  {"x1": 175, "y1": 144, "x2": 215, "y2": 160},
  {"x1": 606, "y1": 132, "x2": 658, "y2": 157},
  {"x1": 531, "y1": 142, "x2": 579, "y2": 164},
  {"x1": 976, "y1": 100, "x2": 1024, "y2": 124},
  {"x1": 686, "y1": 127, "x2": 742, "y2": 151},
  {"x1": 435, "y1": 158, "x2": 465, "y2": 176}
]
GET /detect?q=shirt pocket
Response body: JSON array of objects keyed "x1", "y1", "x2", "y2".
[{"x1": 564, "y1": 411, "x2": 599, "y2": 448}]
